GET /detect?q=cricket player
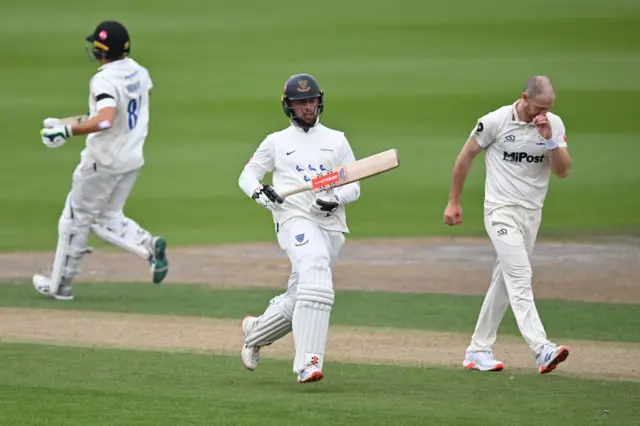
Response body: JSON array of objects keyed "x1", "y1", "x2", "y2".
[
  {"x1": 33, "y1": 21, "x2": 169, "y2": 301},
  {"x1": 238, "y1": 73, "x2": 360, "y2": 383},
  {"x1": 444, "y1": 76, "x2": 572, "y2": 374}
]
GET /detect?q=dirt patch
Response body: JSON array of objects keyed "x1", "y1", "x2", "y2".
[
  {"x1": 1, "y1": 237, "x2": 638, "y2": 303},
  {"x1": 0, "y1": 308, "x2": 638, "y2": 382}
]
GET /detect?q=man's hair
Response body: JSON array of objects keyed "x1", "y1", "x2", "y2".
[{"x1": 524, "y1": 76, "x2": 555, "y2": 98}]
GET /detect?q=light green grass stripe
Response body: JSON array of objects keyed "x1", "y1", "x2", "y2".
[{"x1": 1, "y1": 283, "x2": 637, "y2": 342}]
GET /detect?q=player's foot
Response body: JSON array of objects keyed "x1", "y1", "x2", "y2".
[
  {"x1": 150, "y1": 237, "x2": 168, "y2": 284},
  {"x1": 32, "y1": 274, "x2": 74, "y2": 301},
  {"x1": 297, "y1": 365, "x2": 324, "y2": 384},
  {"x1": 33, "y1": 274, "x2": 51, "y2": 297},
  {"x1": 537, "y1": 344, "x2": 569, "y2": 374},
  {"x1": 241, "y1": 316, "x2": 260, "y2": 370},
  {"x1": 462, "y1": 348, "x2": 504, "y2": 372}
]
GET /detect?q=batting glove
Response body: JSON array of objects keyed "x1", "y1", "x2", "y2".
[
  {"x1": 43, "y1": 117, "x2": 61, "y2": 128},
  {"x1": 252, "y1": 184, "x2": 284, "y2": 211},
  {"x1": 310, "y1": 194, "x2": 342, "y2": 218},
  {"x1": 41, "y1": 125, "x2": 72, "y2": 149}
]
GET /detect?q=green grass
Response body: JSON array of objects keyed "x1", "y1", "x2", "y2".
[
  {"x1": 0, "y1": 343, "x2": 638, "y2": 426},
  {"x1": 1, "y1": 0, "x2": 640, "y2": 250},
  {"x1": 1, "y1": 283, "x2": 638, "y2": 342}
]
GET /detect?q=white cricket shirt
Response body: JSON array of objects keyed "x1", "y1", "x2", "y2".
[
  {"x1": 470, "y1": 101, "x2": 568, "y2": 213},
  {"x1": 239, "y1": 123, "x2": 360, "y2": 233},
  {"x1": 82, "y1": 58, "x2": 153, "y2": 174}
]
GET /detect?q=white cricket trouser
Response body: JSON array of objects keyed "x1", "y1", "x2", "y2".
[
  {"x1": 49, "y1": 159, "x2": 154, "y2": 283},
  {"x1": 469, "y1": 206, "x2": 550, "y2": 357},
  {"x1": 245, "y1": 216, "x2": 344, "y2": 374}
]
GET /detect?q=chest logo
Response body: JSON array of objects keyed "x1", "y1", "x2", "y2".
[
  {"x1": 504, "y1": 135, "x2": 516, "y2": 142},
  {"x1": 296, "y1": 164, "x2": 332, "y2": 183},
  {"x1": 503, "y1": 151, "x2": 545, "y2": 163}
]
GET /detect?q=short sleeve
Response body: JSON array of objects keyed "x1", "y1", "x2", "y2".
[
  {"x1": 90, "y1": 76, "x2": 118, "y2": 110},
  {"x1": 553, "y1": 117, "x2": 568, "y2": 148},
  {"x1": 145, "y1": 69, "x2": 154, "y2": 91},
  {"x1": 469, "y1": 112, "x2": 500, "y2": 149}
]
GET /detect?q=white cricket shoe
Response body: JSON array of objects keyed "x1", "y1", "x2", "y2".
[
  {"x1": 537, "y1": 344, "x2": 569, "y2": 374},
  {"x1": 463, "y1": 348, "x2": 505, "y2": 372},
  {"x1": 32, "y1": 274, "x2": 74, "y2": 301},
  {"x1": 241, "y1": 316, "x2": 260, "y2": 371},
  {"x1": 32, "y1": 274, "x2": 52, "y2": 297},
  {"x1": 297, "y1": 364, "x2": 324, "y2": 384}
]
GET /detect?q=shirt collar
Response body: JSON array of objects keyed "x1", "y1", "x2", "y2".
[
  {"x1": 511, "y1": 100, "x2": 535, "y2": 126},
  {"x1": 98, "y1": 58, "x2": 128, "y2": 71}
]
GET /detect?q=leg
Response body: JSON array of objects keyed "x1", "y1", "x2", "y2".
[
  {"x1": 89, "y1": 168, "x2": 169, "y2": 283},
  {"x1": 241, "y1": 229, "x2": 300, "y2": 370},
  {"x1": 34, "y1": 162, "x2": 119, "y2": 300},
  {"x1": 285, "y1": 218, "x2": 338, "y2": 383},
  {"x1": 485, "y1": 208, "x2": 551, "y2": 356},
  {"x1": 463, "y1": 257, "x2": 508, "y2": 371},
  {"x1": 241, "y1": 291, "x2": 295, "y2": 370},
  {"x1": 524, "y1": 209, "x2": 569, "y2": 374}
]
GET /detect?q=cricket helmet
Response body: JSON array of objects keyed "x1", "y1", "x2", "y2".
[
  {"x1": 281, "y1": 73, "x2": 324, "y2": 130},
  {"x1": 86, "y1": 21, "x2": 131, "y2": 61}
]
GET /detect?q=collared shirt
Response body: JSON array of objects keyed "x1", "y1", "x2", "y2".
[
  {"x1": 239, "y1": 123, "x2": 360, "y2": 233},
  {"x1": 82, "y1": 57, "x2": 153, "y2": 173},
  {"x1": 470, "y1": 101, "x2": 568, "y2": 213}
]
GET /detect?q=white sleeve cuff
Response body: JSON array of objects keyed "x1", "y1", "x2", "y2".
[{"x1": 96, "y1": 98, "x2": 117, "y2": 110}]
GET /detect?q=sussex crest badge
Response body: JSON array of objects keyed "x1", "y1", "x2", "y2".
[{"x1": 297, "y1": 80, "x2": 310, "y2": 92}]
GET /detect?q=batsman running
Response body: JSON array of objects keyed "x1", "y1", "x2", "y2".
[
  {"x1": 238, "y1": 73, "x2": 361, "y2": 383},
  {"x1": 444, "y1": 76, "x2": 572, "y2": 374},
  {"x1": 33, "y1": 21, "x2": 169, "y2": 301}
]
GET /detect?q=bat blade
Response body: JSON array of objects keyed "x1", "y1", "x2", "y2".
[
  {"x1": 279, "y1": 149, "x2": 400, "y2": 199},
  {"x1": 58, "y1": 115, "x2": 89, "y2": 126}
]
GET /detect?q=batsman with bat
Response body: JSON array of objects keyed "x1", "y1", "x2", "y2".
[
  {"x1": 33, "y1": 21, "x2": 169, "y2": 301},
  {"x1": 444, "y1": 76, "x2": 572, "y2": 374},
  {"x1": 238, "y1": 73, "x2": 361, "y2": 383}
]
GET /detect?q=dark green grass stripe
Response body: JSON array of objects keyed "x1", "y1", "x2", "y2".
[
  {"x1": 0, "y1": 283, "x2": 638, "y2": 342},
  {"x1": 0, "y1": 342, "x2": 638, "y2": 426}
]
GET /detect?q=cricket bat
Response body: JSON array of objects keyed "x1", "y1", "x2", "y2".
[
  {"x1": 59, "y1": 114, "x2": 89, "y2": 126},
  {"x1": 278, "y1": 148, "x2": 400, "y2": 199}
]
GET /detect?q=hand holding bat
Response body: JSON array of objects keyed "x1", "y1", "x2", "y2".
[{"x1": 277, "y1": 149, "x2": 400, "y2": 199}]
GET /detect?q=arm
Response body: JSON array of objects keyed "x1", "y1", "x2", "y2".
[
  {"x1": 239, "y1": 136, "x2": 276, "y2": 198},
  {"x1": 73, "y1": 76, "x2": 119, "y2": 136},
  {"x1": 444, "y1": 115, "x2": 496, "y2": 226},
  {"x1": 548, "y1": 147, "x2": 571, "y2": 179},
  {"x1": 448, "y1": 136, "x2": 483, "y2": 204},
  {"x1": 535, "y1": 114, "x2": 571, "y2": 179},
  {"x1": 333, "y1": 136, "x2": 360, "y2": 205},
  {"x1": 40, "y1": 76, "x2": 119, "y2": 147},
  {"x1": 69, "y1": 106, "x2": 116, "y2": 136}
]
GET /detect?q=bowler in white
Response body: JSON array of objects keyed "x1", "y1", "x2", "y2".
[{"x1": 444, "y1": 76, "x2": 572, "y2": 374}]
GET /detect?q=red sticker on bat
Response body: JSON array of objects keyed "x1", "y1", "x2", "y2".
[{"x1": 312, "y1": 171, "x2": 339, "y2": 190}]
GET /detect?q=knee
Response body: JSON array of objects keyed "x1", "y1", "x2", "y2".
[
  {"x1": 268, "y1": 294, "x2": 295, "y2": 320},
  {"x1": 505, "y1": 265, "x2": 532, "y2": 281},
  {"x1": 296, "y1": 262, "x2": 334, "y2": 307},
  {"x1": 66, "y1": 202, "x2": 98, "y2": 228},
  {"x1": 96, "y1": 209, "x2": 125, "y2": 228}
]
